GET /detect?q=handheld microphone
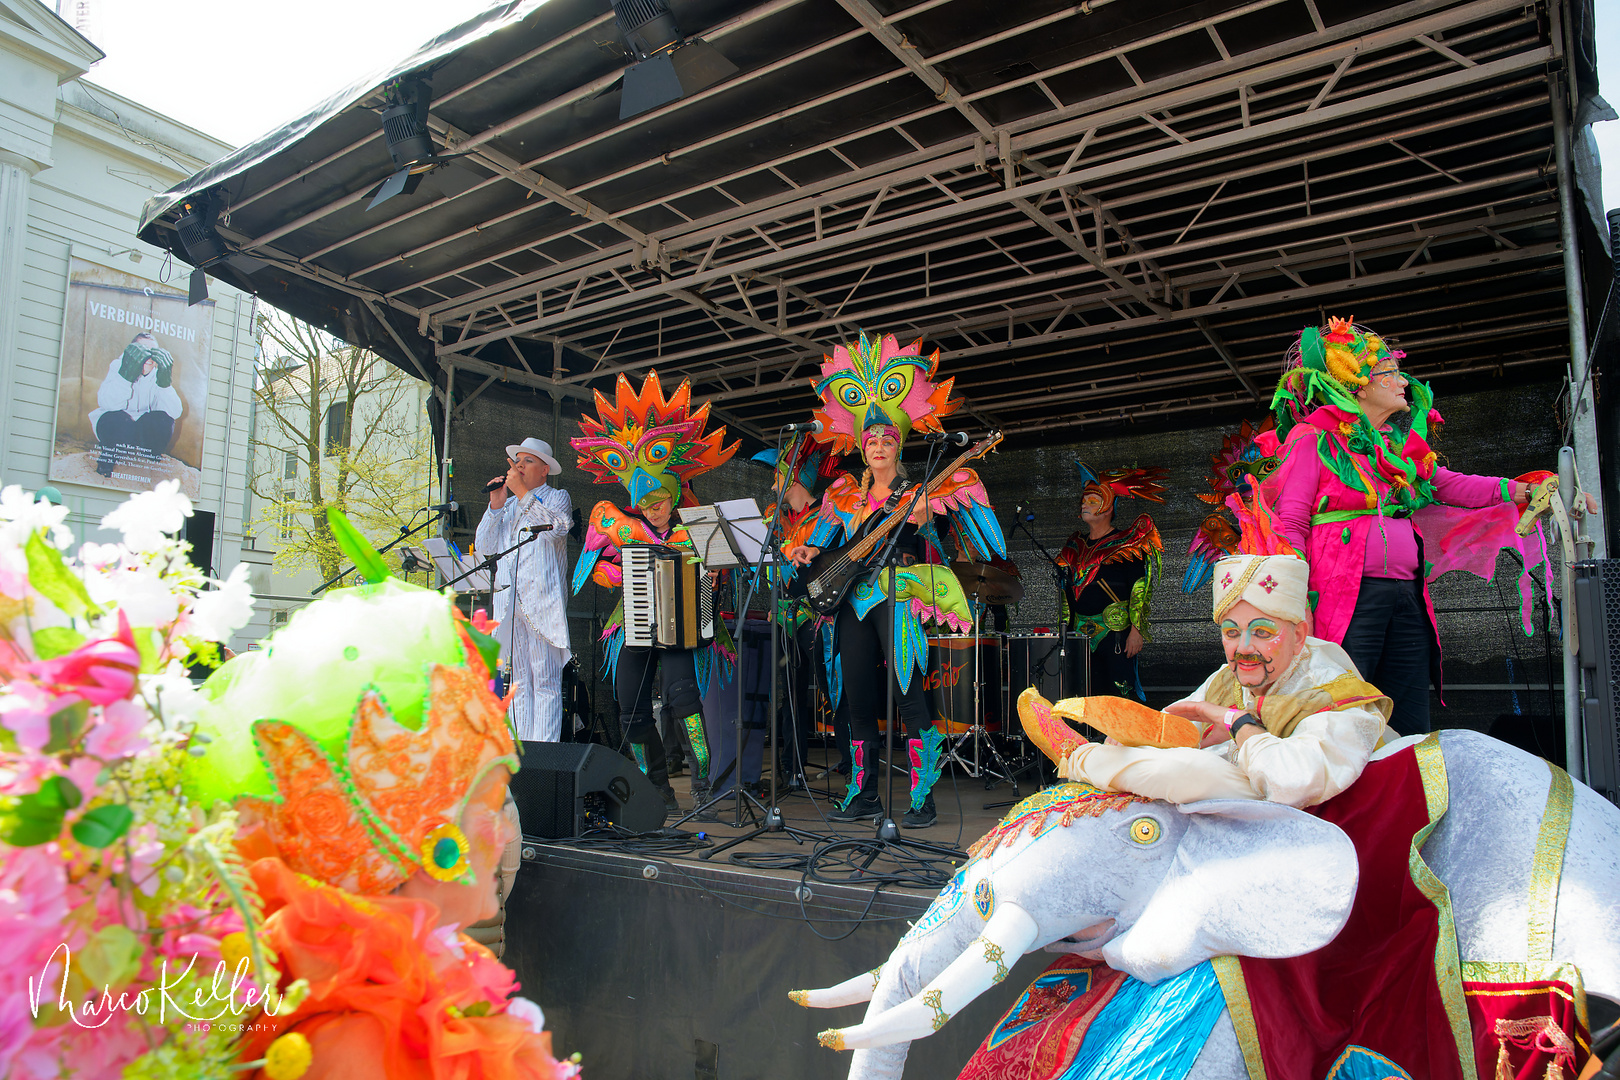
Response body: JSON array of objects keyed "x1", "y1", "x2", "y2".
[
  {"x1": 782, "y1": 420, "x2": 822, "y2": 433},
  {"x1": 484, "y1": 477, "x2": 508, "y2": 493},
  {"x1": 924, "y1": 430, "x2": 971, "y2": 445}
]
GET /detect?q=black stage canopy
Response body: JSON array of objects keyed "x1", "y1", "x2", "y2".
[{"x1": 137, "y1": 0, "x2": 1611, "y2": 447}]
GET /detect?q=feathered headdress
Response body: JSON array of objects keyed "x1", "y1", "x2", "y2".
[
  {"x1": 811, "y1": 331, "x2": 958, "y2": 454},
  {"x1": 1075, "y1": 461, "x2": 1168, "y2": 517},
  {"x1": 1271, "y1": 316, "x2": 1406, "y2": 436},
  {"x1": 572, "y1": 370, "x2": 739, "y2": 507},
  {"x1": 1184, "y1": 418, "x2": 1281, "y2": 593}
]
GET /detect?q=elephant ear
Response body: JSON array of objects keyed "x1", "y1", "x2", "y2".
[{"x1": 1101, "y1": 798, "x2": 1357, "y2": 984}]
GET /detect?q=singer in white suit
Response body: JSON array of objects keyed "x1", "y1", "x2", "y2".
[{"x1": 476, "y1": 437, "x2": 573, "y2": 741}]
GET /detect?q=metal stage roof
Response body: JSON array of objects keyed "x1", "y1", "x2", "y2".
[{"x1": 137, "y1": 0, "x2": 1600, "y2": 446}]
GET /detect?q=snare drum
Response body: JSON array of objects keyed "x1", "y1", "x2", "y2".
[
  {"x1": 1002, "y1": 634, "x2": 1089, "y2": 731},
  {"x1": 923, "y1": 635, "x2": 1001, "y2": 734}
]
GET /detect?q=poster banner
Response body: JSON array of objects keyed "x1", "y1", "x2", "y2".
[{"x1": 50, "y1": 256, "x2": 216, "y2": 499}]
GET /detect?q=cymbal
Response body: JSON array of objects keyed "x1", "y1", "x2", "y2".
[{"x1": 951, "y1": 560, "x2": 1024, "y2": 605}]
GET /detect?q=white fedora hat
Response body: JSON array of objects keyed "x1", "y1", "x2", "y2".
[{"x1": 504, "y1": 437, "x2": 562, "y2": 474}]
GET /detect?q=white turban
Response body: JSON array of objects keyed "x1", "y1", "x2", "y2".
[{"x1": 1212, "y1": 553, "x2": 1310, "y2": 625}]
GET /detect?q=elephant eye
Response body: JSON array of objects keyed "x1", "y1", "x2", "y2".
[{"x1": 1128, "y1": 817, "x2": 1162, "y2": 845}]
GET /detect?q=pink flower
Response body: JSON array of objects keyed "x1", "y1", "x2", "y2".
[
  {"x1": 0, "y1": 682, "x2": 55, "y2": 752},
  {"x1": 26, "y1": 612, "x2": 140, "y2": 709},
  {"x1": 82, "y1": 700, "x2": 148, "y2": 762}
]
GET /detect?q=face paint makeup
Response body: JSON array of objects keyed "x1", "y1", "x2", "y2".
[{"x1": 1221, "y1": 615, "x2": 1286, "y2": 687}]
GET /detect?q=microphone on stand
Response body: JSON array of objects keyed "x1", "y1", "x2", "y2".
[
  {"x1": 923, "y1": 430, "x2": 971, "y2": 445},
  {"x1": 1014, "y1": 504, "x2": 1035, "y2": 522},
  {"x1": 426, "y1": 500, "x2": 459, "y2": 513},
  {"x1": 782, "y1": 420, "x2": 823, "y2": 433},
  {"x1": 523, "y1": 524, "x2": 556, "y2": 534}
]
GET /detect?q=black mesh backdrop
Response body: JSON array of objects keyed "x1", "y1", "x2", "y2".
[{"x1": 448, "y1": 380, "x2": 1565, "y2": 745}]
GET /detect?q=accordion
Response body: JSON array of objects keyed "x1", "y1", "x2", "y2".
[{"x1": 622, "y1": 545, "x2": 715, "y2": 649}]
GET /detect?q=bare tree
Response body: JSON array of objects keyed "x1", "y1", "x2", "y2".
[{"x1": 249, "y1": 312, "x2": 434, "y2": 583}]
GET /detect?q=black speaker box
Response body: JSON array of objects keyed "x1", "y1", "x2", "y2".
[
  {"x1": 509, "y1": 741, "x2": 665, "y2": 838},
  {"x1": 1574, "y1": 560, "x2": 1620, "y2": 805}
]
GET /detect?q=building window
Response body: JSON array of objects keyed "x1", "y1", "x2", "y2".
[
  {"x1": 282, "y1": 451, "x2": 298, "y2": 479},
  {"x1": 270, "y1": 610, "x2": 290, "y2": 629},
  {"x1": 323, "y1": 402, "x2": 351, "y2": 456},
  {"x1": 277, "y1": 488, "x2": 297, "y2": 541}
]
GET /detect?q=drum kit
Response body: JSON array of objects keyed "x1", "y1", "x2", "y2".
[{"x1": 929, "y1": 560, "x2": 1089, "y2": 787}]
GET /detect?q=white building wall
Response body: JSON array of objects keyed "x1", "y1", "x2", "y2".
[{"x1": 0, "y1": 1, "x2": 270, "y2": 651}]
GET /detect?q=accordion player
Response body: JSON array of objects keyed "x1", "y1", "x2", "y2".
[{"x1": 621, "y1": 544, "x2": 716, "y2": 649}]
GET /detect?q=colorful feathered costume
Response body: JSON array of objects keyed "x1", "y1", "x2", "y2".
[
  {"x1": 1182, "y1": 418, "x2": 1281, "y2": 593},
  {"x1": 800, "y1": 332, "x2": 1008, "y2": 822},
  {"x1": 185, "y1": 512, "x2": 571, "y2": 1080},
  {"x1": 569, "y1": 371, "x2": 739, "y2": 805},
  {"x1": 1056, "y1": 463, "x2": 1166, "y2": 702},
  {"x1": 1265, "y1": 316, "x2": 1550, "y2": 733}
]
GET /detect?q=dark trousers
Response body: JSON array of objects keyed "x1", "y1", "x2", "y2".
[
  {"x1": 1339, "y1": 576, "x2": 1432, "y2": 736},
  {"x1": 778, "y1": 618, "x2": 819, "y2": 777},
  {"x1": 1090, "y1": 628, "x2": 1144, "y2": 702},
  {"x1": 615, "y1": 645, "x2": 702, "y2": 786},
  {"x1": 836, "y1": 604, "x2": 931, "y2": 802},
  {"x1": 95, "y1": 411, "x2": 174, "y2": 473}
]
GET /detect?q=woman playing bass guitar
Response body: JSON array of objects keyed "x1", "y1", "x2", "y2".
[{"x1": 786, "y1": 332, "x2": 1007, "y2": 828}]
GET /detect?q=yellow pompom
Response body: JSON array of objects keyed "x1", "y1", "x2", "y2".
[
  {"x1": 264, "y1": 1032, "x2": 313, "y2": 1080},
  {"x1": 218, "y1": 932, "x2": 252, "y2": 974}
]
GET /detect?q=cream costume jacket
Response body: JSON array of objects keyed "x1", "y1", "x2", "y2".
[{"x1": 1063, "y1": 637, "x2": 1391, "y2": 808}]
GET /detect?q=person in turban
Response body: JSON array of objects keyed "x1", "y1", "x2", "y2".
[{"x1": 1061, "y1": 548, "x2": 1393, "y2": 809}]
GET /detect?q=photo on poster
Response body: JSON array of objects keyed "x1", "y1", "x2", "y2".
[{"x1": 49, "y1": 256, "x2": 215, "y2": 499}]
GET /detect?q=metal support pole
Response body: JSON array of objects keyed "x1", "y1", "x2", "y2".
[
  {"x1": 1549, "y1": 76, "x2": 1607, "y2": 556},
  {"x1": 1559, "y1": 446, "x2": 1584, "y2": 782},
  {"x1": 440, "y1": 363, "x2": 455, "y2": 539}
]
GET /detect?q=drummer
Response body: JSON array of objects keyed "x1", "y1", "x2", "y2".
[
  {"x1": 944, "y1": 523, "x2": 1023, "y2": 630},
  {"x1": 1056, "y1": 463, "x2": 1167, "y2": 702}
]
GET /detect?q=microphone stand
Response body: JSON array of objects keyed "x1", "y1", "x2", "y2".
[
  {"x1": 702, "y1": 428, "x2": 834, "y2": 857},
  {"x1": 443, "y1": 524, "x2": 552, "y2": 698},
  {"x1": 312, "y1": 503, "x2": 455, "y2": 594},
  {"x1": 853, "y1": 436, "x2": 965, "y2": 863}
]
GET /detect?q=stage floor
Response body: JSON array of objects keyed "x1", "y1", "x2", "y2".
[{"x1": 506, "y1": 743, "x2": 1059, "y2": 1080}]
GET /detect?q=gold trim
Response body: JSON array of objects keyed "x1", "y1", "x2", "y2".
[
  {"x1": 1410, "y1": 733, "x2": 1478, "y2": 1075},
  {"x1": 817, "y1": 1029, "x2": 845, "y2": 1051},
  {"x1": 1527, "y1": 761, "x2": 1573, "y2": 964},
  {"x1": 923, "y1": 988, "x2": 950, "y2": 1032},
  {"x1": 1461, "y1": 960, "x2": 1590, "y2": 1043},
  {"x1": 788, "y1": 989, "x2": 809, "y2": 1007},
  {"x1": 1211, "y1": 956, "x2": 1267, "y2": 1080},
  {"x1": 982, "y1": 939, "x2": 1009, "y2": 984},
  {"x1": 1213, "y1": 559, "x2": 1265, "y2": 623}
]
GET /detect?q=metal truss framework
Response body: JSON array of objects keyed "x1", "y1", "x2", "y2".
[{"x1": 142, "y1": 0, "x2": 1581, "y2": 445}]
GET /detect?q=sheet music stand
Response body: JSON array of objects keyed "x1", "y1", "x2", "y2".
[
  {"x1": 424, "y1": 537, "x2": 492, "y2": 592},
  {"x1": 678, "y1": 499, "x2": 766, "y2": 569}
]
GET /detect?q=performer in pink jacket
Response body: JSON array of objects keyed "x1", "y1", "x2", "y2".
[{"x1": 1265, "y1": 317, "x2": 1538, "y2": 736}]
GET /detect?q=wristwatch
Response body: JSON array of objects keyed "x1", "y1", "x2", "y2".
[{"x1": 1230, "y1": 714, "x2": 1263, "y2": 738}]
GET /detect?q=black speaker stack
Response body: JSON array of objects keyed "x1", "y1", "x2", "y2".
[
  {"x1": 1574, "y1": 560, "x2": 1620, "y2": 805},
  {"x1": 508, "y1": 741, "x2": 665, "y2": 838}
]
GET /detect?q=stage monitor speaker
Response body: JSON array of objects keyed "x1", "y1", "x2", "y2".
[
  {"x1": 510, "y1": 741, "x2": 665, "y2": 838},
  {"x1": 1573, "y1": 560, "x2": 1620, "y2": 805}
]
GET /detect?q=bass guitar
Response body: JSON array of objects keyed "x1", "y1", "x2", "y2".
[{"x1": 801, "y1": 431, "x2": 1003, "y2": 616}]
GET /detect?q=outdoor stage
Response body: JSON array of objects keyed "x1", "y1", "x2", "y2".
[{"x1": 505, "y1": 755, "x2": 1054, "y2": 1080}]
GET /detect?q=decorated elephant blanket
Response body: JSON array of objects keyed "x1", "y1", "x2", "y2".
[{"x1": 958, "y1": 737, "x2": 1590, "y2": 1080}]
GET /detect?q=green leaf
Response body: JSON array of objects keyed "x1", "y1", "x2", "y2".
[
  {"x1": 43, "y1": 702, "x2": 90, "y2": 753},
  {"x1": 32, "y1": 626, "x2": 87, "y2": 660},
  {"x1": 326, "y1": 509, "x2": 391, "y2": 584},
  {"x1": 1, "y1": 775, "x2": 82, "y2": 847},
  {"x1": 25, "y1": 532, "x2": 100, "y2": 617},
  {"x1": 131, "y1": 626, "x2": 165, "y2": 673},
  {"x1": 71, "y1": 804, "x2": 134, "y2": 848}
]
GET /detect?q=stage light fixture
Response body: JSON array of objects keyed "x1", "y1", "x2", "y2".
[
  {"x1": 611, "y1": 0, "x2": 737, "y2": 120},
  {"x1": 172, "y1": 193, "x2": 265, "y2": 306},
  {"x1": 366, "y1": 76, "x2": 474, "y2": 210}
]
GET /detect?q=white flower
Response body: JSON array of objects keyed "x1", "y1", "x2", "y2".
[
  {"x1": 140, "y1": 670, "x2": 207, "y2": 733},
  {"x1": 506, "y1": 997, "x2": 546, "y2": 1034},
  {"x1": 100, "y1": 480, "x2": 191, "y2": 551},
  {"x1": 89, "y1": 560, "x2": 182, "y2": 630},
  {"x1": 0, "y1": 483, "x2": 72, "y2": 550},
  {"x1": 187, "y1": 563, "x2": 254, "y2": 641}
]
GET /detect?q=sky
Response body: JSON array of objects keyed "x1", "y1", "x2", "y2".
[{"x1": 71, "y1": 0, "x2": 1620, "y2": 211}]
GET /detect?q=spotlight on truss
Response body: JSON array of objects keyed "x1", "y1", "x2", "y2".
[
  {"x1": 367, "y1": 76, "x2": 474, "y2": 211},
  {"x1": 611, "y1": 0, "x2": 737, "y2": 121},
  {"x1": 173, "y1": 193, "x2": 265, "y2": 306}
]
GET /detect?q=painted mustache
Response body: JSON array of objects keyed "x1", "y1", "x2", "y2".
[{"x1": 1231, "y1": 651, "x2": 1272, "y2": 670}]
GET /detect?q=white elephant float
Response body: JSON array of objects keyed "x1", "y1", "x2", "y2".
[{"x1": 793, "y1": 727, "x2": 1620, "y2": 1079}]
